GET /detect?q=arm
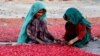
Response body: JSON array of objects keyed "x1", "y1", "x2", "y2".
[
  {"x1": 67, "y1": 24, "x2": 86, "y2": 45},
  {"x1": 67, "y1": 37, "x2": 79, "y2": 45},
  {"x1": 35, "y1": 38, "x2": 45, "y2": 44},
  {"x1": 43, "y1": 20, "x2": 55, "y2": 41},
  {"x1": 27, "y1": 26, "x2": 45, "y2": 44}
]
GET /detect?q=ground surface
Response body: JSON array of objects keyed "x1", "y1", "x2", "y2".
[
  {"x1": 0, "y1": 18, "x2": 100, "y2": 55},
  {"x1": 0, "y1": 1, "x2": 100, "y2": 56}
]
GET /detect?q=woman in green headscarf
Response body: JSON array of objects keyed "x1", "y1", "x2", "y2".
[
  {"x1": 17, "y1": 2, "x2": 56, "y2": 44},
  {"x1": 63, "y1": 7, "x2": 92, "y2": 48}
]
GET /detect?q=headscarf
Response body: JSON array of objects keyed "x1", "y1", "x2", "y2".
[{"x1": 64, "y1": 7, "x2": 91, "y2": 29}]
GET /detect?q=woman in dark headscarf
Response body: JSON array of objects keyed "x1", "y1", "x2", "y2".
[
  {"x1": 63, "y1": 7, "x2": 92, "y2": 48},
  {"x1": 17, "y1": 2, "x2": 56, "y2": 44}
]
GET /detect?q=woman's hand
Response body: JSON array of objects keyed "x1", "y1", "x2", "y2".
[
  {"x1": 54, "y1": 39, "x2": 61, "y2": 44},
  {"x1": 67, "y1": 40, "x2": 75, "y2": 45},
  {"x1": 54, "y1": 39, "x2": 66, "y2": 45},
  {"x1": 35, "y1": 38, "x2": 45, "y2": 44},
  {"x1": 67, "y1": 37, "x2": 79, "y2": 45},
  {"x1": 39, "y1": 41, "x2": 45, "y2": 44}
]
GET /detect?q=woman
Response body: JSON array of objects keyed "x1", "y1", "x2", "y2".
[
  {"x1": 63, "y1": 7, "x2": 92, "y2": 48},
  {"x1": 17, "y1": 2, "x2": 56, "y2": 44}
]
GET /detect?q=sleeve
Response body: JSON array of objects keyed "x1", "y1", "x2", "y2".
[
  {"x1": 63, "y1": 23, "x2": 69, "y2": 40},
  {"x1": 77, "y1": 24, "x2": 86, "y2": 40},
  {"x1": 26, "y1": 26, "x2": 32, "y2": 37},
  {"x1": 63, "y1": 30, "x2": 69, "y2": 40},
  {"x1": 26, "y1": 25, "x2": 36, "y2": 40},
  {"x1": 43, "y1": 20, "x2": 55, "y2": 41}
]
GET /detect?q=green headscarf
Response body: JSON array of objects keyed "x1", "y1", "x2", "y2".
[
  {"x1": 64, "y1": 7, "x2": 91, "y2": 29},
  {"x1": 17, "y1": 2, "x2": 47, "y2": 44}
]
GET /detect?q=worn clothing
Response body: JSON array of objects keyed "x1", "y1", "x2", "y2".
[
  {"x1": 63, "y1": 8, "x2": 92, "y2": 48},
  {"x1": 26, "y1": 19, "x2": 54, "y2": 43},
  {"x1": 64, "y1": 22, "x2": 91, "y2": 48},
  {"x1": 17, "y1": 2, "x2": 54, "y2": 44}
]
